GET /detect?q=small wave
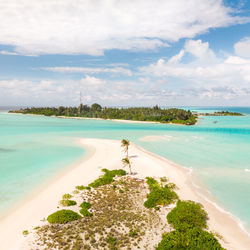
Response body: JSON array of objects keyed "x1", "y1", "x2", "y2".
[
  {"x1": 244, "y1": 168, "x2": 250, "y2": 172},
  {"x1": 191, "y1": 180, "x2": 250, "y2": 238}
]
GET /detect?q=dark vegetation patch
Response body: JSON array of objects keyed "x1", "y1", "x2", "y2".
[
  {"x1": 157, "y1": 200, "x2": 224, "y2": 250},
  {"x1": 10, "y1": 104, "x2": 197, "y2": 125},
  {"x1": 157, "y1": 227, "x2": 224, "y2": 250},
  {"x1": 88, "y1": 168, "x2": 126, "y2": 188},
  {"x1": 59, "y1": 199, "x2": 77, "y2": 207},
  {"x1": 144, "y1": 177, "x2": 178, "y2": 209},
  {"x1": 47, "y1": 210, "x2": 81, "y2": 224},
  {"x1": 167, "y1": 200, "x2": 208, "y2": 231}
]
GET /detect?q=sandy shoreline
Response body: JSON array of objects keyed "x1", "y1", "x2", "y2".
[{"x1": 0, "y1": 138, "x2": 249, "y2": 249}]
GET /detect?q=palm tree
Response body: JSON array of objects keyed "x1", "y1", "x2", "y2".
[
  {"x1": 121, "y1": 139, "x2": 130, "y2": 158},
  {"x1": 122, "y1": 157, "x2": 132, "y2": 175}
]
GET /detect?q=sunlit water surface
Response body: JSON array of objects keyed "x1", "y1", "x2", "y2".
[{"x1": 0, "y1": 107, "x2": 249, "y2": 233}]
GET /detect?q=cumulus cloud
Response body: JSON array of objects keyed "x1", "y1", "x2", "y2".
[
  {"x1": 0, "y1": 75, "x2": 182, "y2": 106},
  {"x1": 184, "y1": 39, "x2": 217, "y2": 62},
  {"x1": 0, "y1": 0, "x2": 247, "y2": 56},
  {"x1": 138, "y1": 39, "x2": 250, "y2": 103},
  {"x1": 234, "y1": 37, "x2": 250, "y2": 58},
  {"x1": 140, "y1": 39, "x2": 250, "y2": 83},
  {"x1": 42, "y1": 66, "x2": 132, "y2": 76}
]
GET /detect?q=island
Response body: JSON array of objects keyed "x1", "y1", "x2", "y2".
[
  {"x1": 9, "y1": 104, "x2": 197, "y2": 125},
  {"x1": 199, "y1": 111, "x2": 243, "y2": 116},
  {"x1": 17, "y1": 139, "x2": 225, "y2": 250}
]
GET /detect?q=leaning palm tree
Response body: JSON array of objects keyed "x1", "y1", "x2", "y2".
[
  {"x1": 121, "y1": 139, "x2": 130, "y2": 158},
  {"x1": 122, "y1": 157, "x2": 132, "y2": 175}
]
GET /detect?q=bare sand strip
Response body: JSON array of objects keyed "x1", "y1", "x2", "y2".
[{"x1": 0, "y1": 138, "x2": 249, "y2": 249}]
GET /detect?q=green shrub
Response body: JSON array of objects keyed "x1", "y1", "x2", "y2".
[
  {"x1": 60, "y1": 199, "x2": 77, "y2": 207},
  {"x1": 167, "y1": 200, "x2": 208, "y2": 231},
  {"x1": 144, "y1": 177, "x2": 178, "y2": 208},
  {"x1": 22, "y1": 230, "x2": 28, "y2": 236},
  {"x1": 47, "y1": 209, "x2": 81, "y2": 224},
  {"x1": 157, "y1": 227, "x2": 224, "y2": 250},
  {"x1": 129, "y1": 229, "x2": 138, "y2": 237},
  {"x1": 88, "y1": 169, "x2": 126, "y2": 188},
  {"x1": 160, "y1": 177, "x2": 168, "y2": 183},
  {"x1": 80, "y1": 201, "x2": 91, "y2": 209},
  {"x1": 62, "y1": 193, "x2": 72, "y2": 199},
  {"x1": 80, "y1": 208, "x2": 93, "y2": 217},
  {"x1": 75, "y1": 185, "x2": 91, "y2": 190}
]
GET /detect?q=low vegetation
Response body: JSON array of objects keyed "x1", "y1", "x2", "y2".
[
  {"x1": 75, "y1": 185, "x2": 91, "y2": 190},
  {"x1": 59, "y1": 199, "x2": 77, "y2": 207},
  {"x1": 79, "y1": 201, "x2": 93, "y2": 217},
  {"x1": 34, "y1": 175, "x2": 167, "y2": 249},
  {"x1": 157, "y1": 200, "x2": 224, "y2": 249},
  {"x1": 22, "y1": 230, "x2": 29, "y2": 236},
  {"x1": 144, "y1": 177, "x2": 178, "y2": 209},
  {"x1": 157, "y1": 227, "x2": 224, "y2": 250},
  {"x1": 62, "y1": 193, "x2": 72, "y2": 199},
  {"x1": 28, "y1": 170, "x2": 224, "y2": 249},
  {"x1": 167, "y1": 200, "x2": 208, "y2": 231},
  {"x1": 10, "y1": 104, "x2": 197, "y2": 125},
  {"x1": 88, "y1": 168, "x2": 126, "y2": 188},
  {"x1": 47, "y1": 209, "x2": 81, "y2": 224}
]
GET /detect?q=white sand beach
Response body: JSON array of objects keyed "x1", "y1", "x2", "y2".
[{"x1": 0, "y1": 138, "x2": 249, "y2": 249}]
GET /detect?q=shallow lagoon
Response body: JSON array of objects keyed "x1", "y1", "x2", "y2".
[{"x1": 0, "y1": 107, "x2": 249, "y2": 233}]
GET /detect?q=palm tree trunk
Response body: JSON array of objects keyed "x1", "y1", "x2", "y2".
[{"x1": 129, "y1": 163, "x2": 132, "y2": 175}]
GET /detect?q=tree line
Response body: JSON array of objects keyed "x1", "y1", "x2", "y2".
[{"x1": 9, "y1": 103, "x2": 197, "y2": 125}]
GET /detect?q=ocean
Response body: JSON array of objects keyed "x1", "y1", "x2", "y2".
[{"x1": 0, "y1": 107, "x2": 249, "y2": 234}]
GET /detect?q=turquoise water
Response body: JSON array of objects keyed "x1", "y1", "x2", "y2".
[{"x1": 0, "y1": 107, "x2": 250, "y2": 234}]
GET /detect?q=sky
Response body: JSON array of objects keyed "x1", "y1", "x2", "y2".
[{"x1": 0, "y1": 0, "x2": 250, "y2": 107}]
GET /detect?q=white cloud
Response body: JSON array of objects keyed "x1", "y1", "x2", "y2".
[
  {"x1": 0, "y1": 0, "x2": 247, "y2": 56},
  {"x1": 184, "y1": 40, "x2": 216, "y2": 62},
  {"x1": 0, "y1": 50, "x2": 19, "y2": 56},
  {"x1": 140, "y1": 39, "x2": 250, "y2": 83},
  {"x1": 138, "y1": 39, "x2": 250, "y2": 103},
  {"x1": 168, "y1": 50, "x2": 185, "y2": 64},
  {"x1": 234, "y1": 37, "x2": 250, "y2": 58},
  {"x1": 42, "y1": 66, "x2": 132, "y2": 76}
]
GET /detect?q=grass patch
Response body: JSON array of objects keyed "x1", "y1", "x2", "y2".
[
  {"x1": 144, "y1": 177, "x2": 178, "y2": 208},
  {"x1": 59, "y1": 199, "x2": 77, "y2": 207},
  {"x1": 47, "y1": 209, "x2": 81, "y2": 224},
  {"x1": 88, "y1": 168, "x2": 126, "y2": 188}
]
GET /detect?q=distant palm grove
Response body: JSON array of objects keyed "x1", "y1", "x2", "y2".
[{"x1": 10, "y1": 104, "x2": 197, "y2": 125}]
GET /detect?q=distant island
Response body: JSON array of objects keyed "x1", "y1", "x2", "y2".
[
  {"x1": 9, "y1": 104, "x2": 197, "y2": 125},
  {"x1": 199, "y1": 111, "x2": 244, "y2": 116}
]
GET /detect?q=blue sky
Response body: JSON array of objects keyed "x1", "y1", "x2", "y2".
[{"x1": 0, "y1": 0, "x2": 250, "y2": 107}]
